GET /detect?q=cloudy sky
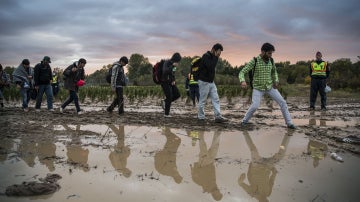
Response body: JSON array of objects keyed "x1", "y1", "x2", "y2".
[{"x1": 1, "y1": 0, "x2": 359, "y2": 73}]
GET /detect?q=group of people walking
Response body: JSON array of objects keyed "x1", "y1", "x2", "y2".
[
  {"x1": 1, "y1": 42, "x2": 330, "y2": 129},
  {"x1": 155, "y1": 42, "x2": 329, "y2": 129}
]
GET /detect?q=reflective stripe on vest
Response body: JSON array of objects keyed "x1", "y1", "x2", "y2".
[
  {"x1": 311, "y1": 62, "x2": 327, "y2": 76},
  {"x1": 189, "y1": 73, "x2": 198, "y2": 85},
  {"x1": 52, "y1": 75, "x2": 58, "y2": 84}
]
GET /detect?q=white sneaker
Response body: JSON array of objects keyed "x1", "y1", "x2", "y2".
[
  {"x1": 59, "y1": 107, "x2": 64, "y2": 113},
  {"x1": 49, "y1": 109, "x2": 55, "y2": 112},
  {"x1": 77, "y1": 111, "x2": 84, "y2": 115},
  {"x1": 164, "y1": 114, "x2": 172, "y2": 118}
]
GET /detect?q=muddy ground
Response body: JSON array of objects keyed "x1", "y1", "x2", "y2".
[{"x1": 1, "y1": 96, "x2": 359, "y2": 154}]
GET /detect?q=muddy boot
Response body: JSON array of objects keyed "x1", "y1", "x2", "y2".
[{"x1": 106, "y1": 106, "x2": 114, "y2": 113}]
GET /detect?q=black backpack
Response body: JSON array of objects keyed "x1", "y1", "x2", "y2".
[
  {"x1": 249, "y1": 57, "x2": 274, "y2": 88},
  {"x1": 190, "y1": 57, "x2": 201, "y2": 81},
  {"x1": 105, "y1": 66, "x2": 113, "y2": 84},
  {"x1": 152, "y1": 60, "x2": 165, "y2": 84}
]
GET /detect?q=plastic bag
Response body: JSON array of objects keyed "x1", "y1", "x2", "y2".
[{"x1": 325, "y1": 85, "x2": 331, "y2": 93}]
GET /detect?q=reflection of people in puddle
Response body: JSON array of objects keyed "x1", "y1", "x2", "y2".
[
  {"x1": 307, "y1": 139, "x2": 328, "y2": 168},
  {"x1": 108, "y1": 124, "x2": 131, "y2": 177},
  {"x1": 154, "y1": 127, "x2": 183, "y2": 184},
  {"x1": 18, "y1": 135, "x2": 37, "y2": 167},
  {"x1": 186, "y1": 129, "x2": 199, "y2": 146},
  {"x1": 37, "y1": 138, "x2": 56, "y2": 172},
  {"x1": 309, "y1": 111, "x2": 326, "y2": 126},
  {"x1": 191, "y1": 130, "x2": 222, "y2": 201},
  {"x1": 64, "y1": 125, "x2": 90, "y2": 172},
  {"x1": 238, "y1": 130, "x2": 292, "y2": 202},
  {"x1": 0, "y1": 138, "x2": 13, "y2": 162}
]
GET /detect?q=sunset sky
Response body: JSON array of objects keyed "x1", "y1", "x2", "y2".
[{"x1": 1, "y1": 0, "x2": 359, "y2": 73}]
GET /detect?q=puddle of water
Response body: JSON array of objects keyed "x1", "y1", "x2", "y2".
[{"x1": 0, "y1": 125, "x2": 359, "y2": 202}]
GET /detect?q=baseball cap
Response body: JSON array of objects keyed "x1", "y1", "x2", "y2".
[{"x1": 43, "y1": 56, "x2": 51, "y2": 63}]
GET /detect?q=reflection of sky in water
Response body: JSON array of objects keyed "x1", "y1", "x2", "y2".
[{"x1": 0, "y1": 126, "x2": 359, "y2": 202}]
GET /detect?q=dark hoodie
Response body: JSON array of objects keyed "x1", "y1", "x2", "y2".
[
  {"x1": 34, "y1": 62, "x2": 52, "y2": 86},
  {"x1": 198, "y1": 51, "x2": 218, "y2": 83}
]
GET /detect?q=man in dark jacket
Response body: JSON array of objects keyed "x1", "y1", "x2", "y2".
[
  {"x1": 106, "y1": 56, "x2": 128, "y2": 115},
  {"x1": 60, "y1": 58, "x2": 86, "y2": 114},
  {"x1": 197, "y1": 43, "x2": 227, "y2": 123},
  {"x1": 309, "y1": 51, "x2": 330, "y2": 111},
  {"x1": 34, "y1": 56, "x2": 53, "y2": 112},
  {"x1": 161, "y1": 52, "x2": 181, "y2": 117}
]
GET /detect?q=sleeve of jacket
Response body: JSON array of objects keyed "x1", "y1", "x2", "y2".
[
  {"x1": 34, "y1": 64, "x2": 40, "y2": 86},
  {"x1": 111, "y1": 65, "x2": 118, "y2": 89}
]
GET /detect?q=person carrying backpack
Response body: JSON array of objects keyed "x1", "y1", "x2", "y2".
[
  {"x1": 106, "y1": 56, "x2": 128, "y2": 114},
  {"x1": 60, "y1": 58, "x2": 86, "y2": 114},
  {"x1": 160, "y1": 52, "x2": 181, "y2": 118},
  {"x1": 238, "y1": 43, "x2": 296, "y2": 129}
]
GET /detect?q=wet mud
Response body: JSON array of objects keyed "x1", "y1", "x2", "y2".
[{"x1": 0, "y1": 97, "x2": 359, "y2": 201}]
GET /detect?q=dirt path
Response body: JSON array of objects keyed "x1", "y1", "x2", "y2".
[{"x1": 1, "y1": 97, "x2": 359, "y2": 154}]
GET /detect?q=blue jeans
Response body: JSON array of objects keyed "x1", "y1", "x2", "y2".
[
  {"x1": 61, "y1": 90, "x2": 80, "y2": 112},
  {"x1": 197, "y1": 80, "x2": 221, "y2": 119},
  {"x1": 20, "y1": 88, "x2": 31, "y2": 109},
  {"x1": 243, "y1": 88, "x2": 293, "y2": 126},
  {"x1": 35, "y1": 84, "x2": 53, "y2": 110}
]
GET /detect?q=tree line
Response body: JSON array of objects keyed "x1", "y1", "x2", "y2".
[{"x1": 3, "y1": 54, "x2": 360, "y2": 90}]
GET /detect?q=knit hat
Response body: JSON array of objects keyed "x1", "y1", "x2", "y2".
[{"x1": 170, "y1": 52, "x2": 182, "y2": 63}]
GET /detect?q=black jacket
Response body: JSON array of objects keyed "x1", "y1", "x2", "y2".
[
  {"x1": 198, "y1": 51, "x2": 218, "y2": 83},
  {"x1": 34, "y1": 62, "x2": 52, "y2": 86},
  {"x1": 63, "y1": 62, "x2": 85, "y2": 91}
]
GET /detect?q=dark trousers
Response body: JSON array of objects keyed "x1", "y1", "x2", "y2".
[
  {"x1": 51, "y1": 84, "x2": 59, "y2": 96},
  {"x1": 161, "y1": 83, "x2": 180, "y2": 115},
  {"x1": 108, "y1": 87, "x2": 124, "y2": 114},
  {"x1": 61, "y1": 90, "x2": 80, "y2": 112},
  {"x1": 310, "y1": 78, "x2": 327, "y2": 109},
  {"x1": 189, "y1": 85, "x2": 199, "y2": 106}
]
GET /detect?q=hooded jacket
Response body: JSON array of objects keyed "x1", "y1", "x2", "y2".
[
  {"x1": 63, "y1": 61, "x2": 85, "y2": 91},
  {"x1": 198, "y1": 51, "x2": 217, "y2": 83}
]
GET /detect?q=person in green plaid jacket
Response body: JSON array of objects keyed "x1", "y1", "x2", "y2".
[{"x1": 238, "y1": 43, "x2": 296, "y2": 129}]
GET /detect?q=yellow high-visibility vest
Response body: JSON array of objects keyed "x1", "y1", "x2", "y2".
[{"x1": 311, "y1": 62, "x2": 327, "y2": 77}]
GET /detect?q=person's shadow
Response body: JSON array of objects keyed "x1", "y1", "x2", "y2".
[
  {"x1": 154, "y1": 127, "x2": 183, "y2": 184},
  {"x1": 108, "y1": 124, "x2": 131, "y2": 178},
  {"x1": 238, "y1": 129, "x2": 293, "y2": 202},
  {"x1": 190, "y1": 130, "x2": 222, "y2": 201},
  {"x1": 64, "y1": 124, "x2": 90, "y2": 172},
  {"x1": 307, "y1": 139, "x2": 328, "y2": 168}
]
